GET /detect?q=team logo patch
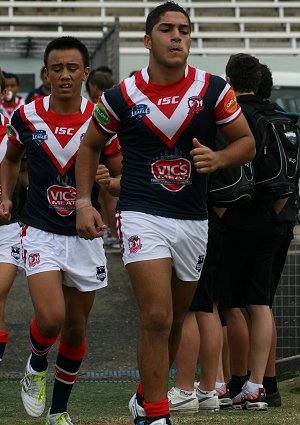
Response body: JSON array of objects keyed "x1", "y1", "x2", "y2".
[
  {"x1": 32, "y1": 129, "x2": 48, "y2": 146},
  {"x1": 47, "y1": 185, "x2": 76, "y2": 216},
  {"x1": 195, "y1": 254, "x2": 205, "y2": 272},
  {"x1": 6, "y1": 124, "x2": 13, "y2": 138},
  {"x1": 128, "y1": 235, "x2": 142, "y2": 254},
  {"x1": 187, "y1": 96, "x2": 204, "y2": 114},
  {"x1": 131, "y1": 104, "x2": 150, "y2": 121},
  {"x1": 223, "y1": 90, "x2": 238, "y2": 113},
  {"x1": 94, "y1": 103, "x2": 110, "y2": 125},
  {"x1": 96, "y1": 266, "x2": 107, "y2": 282},
  {"x1": 28, "y1": 253, "x2": 40, "y2": 267},
  {"x1": 151, "y1": 158, "x2": 192, "y2": 192},
  {"x1": 11, "y1": 245, "x2": 20, "y2": 260}
]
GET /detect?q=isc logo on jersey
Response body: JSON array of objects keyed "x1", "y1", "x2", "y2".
[
  {"x1": 47, "y1": 185, "x2": 76, "y2": 216},
  {"x1": 151, "y1": 158, "x2": 191, "y2": 192},
  {"x1": 54, "y1": 127, "x2": 75, "y2": 136}
]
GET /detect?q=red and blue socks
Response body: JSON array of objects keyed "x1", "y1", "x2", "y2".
[
  {"x1": 50, "y1": 338, "x2": 86, "y2": 415},
  {"x1": 29, "y1": 320, "x2": 58, "y2": 372},
  {"x1": 0, "y1": 332, "x2": 8, "y2": 361}
]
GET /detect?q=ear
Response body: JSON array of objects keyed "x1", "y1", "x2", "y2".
[
  {"x1": 226, "y1": 76, "x2": 230, "y2": 84},
  {"x1": 83, "y1": 67, "x2": 90, "y2": 82},
  {"x1": 144, "y1": 34, "x2": 152, "y2": 50}
]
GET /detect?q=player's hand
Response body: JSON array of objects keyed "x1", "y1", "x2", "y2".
[
  {"x1": 190, "y1": 138, "x2": 220, "y2": 173},
  {"x1": 76, "y1": 205, "x2": 107, "y2": 240},
  {"x1": 95, "y1": 164, "x2": 111, "y2": 187},
  {"x1": 0, "y1": 199, "x2": 13, "y2": 224}
]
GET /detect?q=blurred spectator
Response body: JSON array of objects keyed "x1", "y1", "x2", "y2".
[
  {"x1": 1, "y1": 72, "x2": 25, "y2": 119},
  {"x1": 25, "y1": 66, "x2": 51, "y2": 104}
]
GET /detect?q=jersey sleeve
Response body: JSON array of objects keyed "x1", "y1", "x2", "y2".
[
  {"x1": 103, "y1": 134, "x2": 121, "y2": 158},
  {"x1": 214, "y1": 83, "x2": 241, "y2": 126},
  {"x1": 92, "y1": 85, "x2": 123, "y2": 137},
  {"x1": 7, "y1": 107, "x2": 25, "y2": 149}
]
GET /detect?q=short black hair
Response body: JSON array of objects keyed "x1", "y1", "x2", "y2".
[
  {"x1": 225, "y1": 53, "x2": 261, "y2": 94},
  {"x1": 44, "y1": 36, "x2": 90, "y2": 68},
  {"x1": 89, "y1": 73, "x2": 114, "y2": 91},
  {"x1": 3, "y1": 71, "x2": 19, "y2": 86},
  {"x1": 94, "y1": 65, "x2": 113, "y2": 75},
  {"x1": 257, "y1": 63, "x2": 273, "y2": 100},
  {"x1": 145, "y1": 1, "x2": 191, "y2": 35}
]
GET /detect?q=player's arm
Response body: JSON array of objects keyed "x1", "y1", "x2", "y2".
[
  {"x1": 75, "y1": 121, "x2": 111, "y2": 239},
  {"x1": 0, "y1": 141, "x2": 25, "y2": 223},
  {"x1": 191, "y1": 113, "x2": 255, "y2": 174}
]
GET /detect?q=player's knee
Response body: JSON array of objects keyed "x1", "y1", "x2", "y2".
[
  {"x1": 140, "y1": 308, "x2": 172, "y2": 335},
  {"x1": 36, "y1": 312, "x2": 64, "y2": 337}
]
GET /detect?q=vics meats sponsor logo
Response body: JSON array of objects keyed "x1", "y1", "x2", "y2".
[
  {"x1": 47, "y1": 185, "x2": 76, "y2": 216},
  {"x1": 151, "y1": 158, "x2": 192, "y2": 192}
]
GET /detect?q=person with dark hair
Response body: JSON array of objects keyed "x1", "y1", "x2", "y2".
[
  {"x1": 1, "y1": 71, "x2": 25, "y2": 119},
  {"x1": 257, "y1": 62, "x2": 299, "y2": 408},
  {"x1": 75, "y1": 2, "x2": 255, "y2": 424},
  {"x1": 25, "y1": 66, "x2": 51, "y2": 104},
  {"x1": 256, "y1": 63, "x2": 273, "y2": 100},
  {"x1": 0, "y1": 69, "x2": 25, "y2": 363},
  {"x1": 219, "y1": 53, "x2": 289, "y2": 410},
  {"x1": 85, "y1": 65, "x2": 113, "y2": 100},
  {"x1": 0, "y1": 36, "x2": 122, "y2": 425}
]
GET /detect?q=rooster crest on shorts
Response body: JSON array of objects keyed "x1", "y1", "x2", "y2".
[
  {"x1": 96, "y1": 266, "x2": 106, "y2": 282},
  {"x1": 128, "y1": 235, "x2": 142, "y2": 254},
  {"x1": 11, "y1": 245, "x2": 20, "y2": 261},
  {"x1": 195, "y1": 254, "x2": 205, "y2": 272}
]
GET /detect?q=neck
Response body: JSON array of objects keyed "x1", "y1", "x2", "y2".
[
  {"x1": 235, "y1": 91, "x2": 255, "y2": 96},
  {"x1": 148, "y1": 63, "x2": 186, "y2": 85},
  {"x1": 49, "y1": 95, "x2": 82, "y2": 114}
]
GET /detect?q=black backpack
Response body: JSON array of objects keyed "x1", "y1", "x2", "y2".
[
  {"x1": 208, "y1": 131, "x2": 255, "y2": 207},
  {"x1": 239, "y1": 100, "x2": 300, "y2": 199}
]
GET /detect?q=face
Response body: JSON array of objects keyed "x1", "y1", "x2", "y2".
[
  {"x1": 144, "y1": 11, "x2": 191, "y2": 70},
  {"x1": 4, "y1": 77, "x2": 18, "y2": 102},
  {"x1": 45, "y1": 48, "x2": 89, "y2": 100}
]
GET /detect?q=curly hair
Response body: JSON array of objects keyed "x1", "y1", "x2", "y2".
[{"x1": 225, "y1": 53, "x2": 261, "y2": 94}]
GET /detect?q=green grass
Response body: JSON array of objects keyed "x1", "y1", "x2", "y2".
[{"x1": 0, "y1": 381, "x2": 299, "y2": 425}]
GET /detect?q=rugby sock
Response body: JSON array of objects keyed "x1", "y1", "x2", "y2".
[
  {"x1": 144, "y1": 398, "x2": 170, "y2": 423},
  {"x1": 228, "y1": 374, "x2": 248, "y2": 398},
  {"x1": 50, "y1": 338, "x2": 86, "y2": 415},
  {"x1": 30, "y1": 320, "x2": 58, "y2": 372},
  {"x1": 136, "y1": 382, "x2": 144, "y2": 407},
  {"x1": 263, "y1": 376, "x2": 278, "y2": 395},
  {"x1": 0, "y1": 332, "x2": 8, "y2": 361}
]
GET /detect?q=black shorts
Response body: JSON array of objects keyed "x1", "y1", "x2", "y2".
[
  {"x1": 189, "y1": 210, "x2": 225, "y2": 312},
  {"x1": 219, "y1": 221, "x2": 283, "y2": 308}
]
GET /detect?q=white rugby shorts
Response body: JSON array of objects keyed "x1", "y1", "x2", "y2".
[
  {"x1": 116, "y1": 211, "x2": 208, "y2": 282},
  {"x1": 0, "y1": 222, "x2": 23, "y2": 267},
  {"x1": 21, "y1": 226, "x2": 107, "y2": 292}
]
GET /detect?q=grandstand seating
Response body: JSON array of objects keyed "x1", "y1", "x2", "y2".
[{"x1": 1, "y1": 1, "x2": 300, "y2": 57}]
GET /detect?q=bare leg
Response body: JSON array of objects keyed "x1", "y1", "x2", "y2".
[
  {"x1": 196, "y1": 305, "x2": 222, "y2": 391},
  {"x1": 247, "y1": 304, "x2": 272, "y2": 384},
  {"x1": 173, "y1": 312, "x2": 199, "y2": 391}
]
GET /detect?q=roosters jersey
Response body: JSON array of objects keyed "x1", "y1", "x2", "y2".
[
  {"x1": 0, "y1": 113, "x2": 19, "y2": 225},
  {"x1": 8, "y1": 95, "x2": 120, "y2": 235},
  {"x1": 1, "y1": 96, "x2": 25, "y2": 119},
  {"x1": 92, "y1": 66, "x2": 241, "y2": 220}
]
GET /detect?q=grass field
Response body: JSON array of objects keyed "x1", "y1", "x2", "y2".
[{"x1": 0, "y1": 379, "x2": 300, "y2": 425}]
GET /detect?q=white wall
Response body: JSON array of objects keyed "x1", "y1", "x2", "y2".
[{"x1": 2, "y1": 53, "x2": 300, "y2": 99}]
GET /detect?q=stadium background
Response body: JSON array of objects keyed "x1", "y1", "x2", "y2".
[{"x1": 0, "y1": 0, "x2": 299, "y2": 379}]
